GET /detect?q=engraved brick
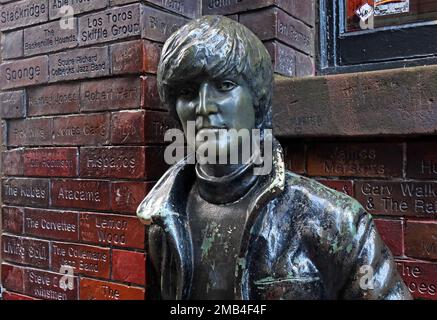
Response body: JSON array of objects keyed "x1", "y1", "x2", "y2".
[
  {"x1": 79, "y1": 146, "x2": 146, "y2": 179},
  {"x1": 373, "y1": 218, "x2": 403, "y2": 257},
  {"x1": 307, "y1": 143, "x2": 403, "y2": 178},
  {"x1": 3, "y1": 291, "x2": 39, "y2": 300},
  {"x1": 0, "y1": 0, "x2": 49, "y2": 31},
  {"x1": 1, "y1": 29, "x2": 23, "y2": 59},
  {"x1": 147, "y1": 0, "x2": 198, "y2": 18},
  {"x1": 112, "y1": 249, "x2": 145, "y2": 285},
  {"x1": 78, "y1": 4, "x2": 141, "y2": 46},
  {"x1": 396, "y1": 260, "x2": 437, "y2": 300},
  {"x1": 110, "y1": 39, "x2": 161, "y2": 75},
  {"x1": 295, "y1": 50, "x2": 315, "y2": 77},
  {"x1": 48, "y1": 46, "x2": 109, "y2": 82},
  {"x1": 318, "y1": 180, "x2": 354, "y2": 197},
  {"x1": 24, "y1": 18, "x2": 78, "y2": 56},
  {"x1": 111, "y1": 181, "x2": 153, "y2": 214},
  {"x1": 264, "y1": 40, "x2": 295, "y2": 77},
  {"x1": 2, "y1": 234, "x2": 50, "y2": 268},
  {"x1": 0, "y1": 90, "x2": 26, "y2": 119},
  {"x1": 145, "y1": 145, "x2": 169, "y2": 180},
  {"x1": 23, "y1": 147, "x2": 78, "y2": 177},
  {"x1": 110, "y1": 110, "x2": 145, "y2": 144},
  {"x1": 145, "y1": 110, "x2": 180, "y2": 144},
  {"x1": 28, "y1": 83, "x2": 80, "y2": 116},
  {"x1": 2, "y1": 148, "x2": 24, "y2": 175},
  {"x1": 51, "y1": 242, "x2": 110, "y2": 278},
  {"x1": 49, "y1": 0, "x2": 108, "y2": 20},
  {"x1": 1, "y1": 263, "x2": 24, "y2": 293},
  {"x1": 80, "y1": 277, "x2": 145, "y2": 300},
  {"x1": 51, "y1": 179, "x2": 110, "y2": 211},
  {"x1": 283, "y1": 143, "x2": 305, "y2": 174},
  {"x1": 240, "y1": 7, "x2": 314, "y2": 55},
  {"x1": 355, "y1": 181, "x2": 437, "y2": 217},
  {"x1": 141, "y1": 5, "x2": 187, "y2": 42},
  {"x1": 405, "y1": 221, "x2": 437, "y2": 261},
  {"x1": 2, "y1": 178, "x2": 49, "y2": 207},
  {"x1": 407, "y1": 142, "x2": 437, "y2": 179},
  {"x1": 0, "y1": 56, "x2": 48, "y2": 90},
  {"x1": 141, "y1": 75, "x2": 166, "y2": 111},
  {"x1": 7, "y1": 117, "x2": 53, "y2": 146},
  {"x1": 2, "y1": 206, "x2": 24, "y2": 234},
  {"x1": 23, "y1": 268, "x2": 78, "y2": 300},
  {"x1": 53, "y1": 113, "x2": 109, "y2": 146},
  {"x1": 24, "y1": 208, "x2": 78, "y2": 241},
  {"x1": 79, "y1": 212, "x2": 145, "y2": 249},
  {"x1": 80, "y1": 77, "x2": 141, "y2": 112}
]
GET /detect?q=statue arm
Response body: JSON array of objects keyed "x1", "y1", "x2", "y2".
[{"x1": 147, "y1": 224, "x2": 165, "y2": 300}]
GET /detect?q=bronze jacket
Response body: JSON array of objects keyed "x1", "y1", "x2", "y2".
[{"x1": 137, "y1": 142, "x2": 412, "y2": 300}]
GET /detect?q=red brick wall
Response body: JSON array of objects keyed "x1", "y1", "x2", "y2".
[
  {"x1": 283, "y1": 138, "x2": 437, "y2": 300},
  {"x1": 0, "y1": 0, "x2": 195, "y2": 300}
]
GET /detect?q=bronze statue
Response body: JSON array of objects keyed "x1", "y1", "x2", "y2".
[{"x1": 137, "y1": 15, "x2": 412, "y2": 300}]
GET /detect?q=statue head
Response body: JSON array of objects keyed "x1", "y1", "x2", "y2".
[{"x1": 157, "y1": 16, "x2": 274, "y2": 157}]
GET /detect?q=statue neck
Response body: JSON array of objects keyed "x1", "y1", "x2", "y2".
[{"x1": 195, "y1": 160, "x2": 258, "y2": 205}]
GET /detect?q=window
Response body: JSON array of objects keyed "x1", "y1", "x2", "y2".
[{"x1": 319, "y1": 0, "x2": 437, "y2": 74}]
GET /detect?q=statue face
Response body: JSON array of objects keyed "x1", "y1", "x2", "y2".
[{"x1": 175, "y1": 75, "x2": 256, "y2": 160}]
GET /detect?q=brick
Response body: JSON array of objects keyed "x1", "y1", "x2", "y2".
[
  {"x1": 145, "y1": 145, "x2": 169, "y2": 180},
  {"x1": 307, "y1": 143, "x2": 403, "y2": 178},
  {"x1": 53, "y1": 113, "x2": 109, "y2": 146},
  {"x1": 374, "y1": 218, "x2": 403, "y2": 257},
  {"x1": 80, "y1": 277, "x2": 145, "y2": 300},
  {"x1": 407, "y1": 142, "x2": 437, "y2": 179},
  {"x1": 1, "y1": 263, "x2": 24, "y2": 293},
  {"x1": 79, "y1": 212, "x2": 145, "y2": 249},
  {"x1": 112, "y1": 249, "x2": 145, "y2": 285},
  {"x1": 7, "y1": 117, "x2": 53, "y2": 146},
  {"x1": 51, "y1": 242, "x2": 110, "y2": 279},
  {"x1": 203, "y1": 0, "x2": 315, "y2": 26},
  {"x1": 2, "y1": 148, "x2": 24, "y2": 175},
  {"x1": 110, "y1": 110, "x2": 145, "y2": 144},
  {"x1": 48, "y1": 46, "x2": 109, "y2": 82},
  {"x1": 110, "y1": 39, "x2": 161, "y2": 75},
  {"x1": 49, "y1": 0, "x2": 108, "y2": 20},
  {"x1": 295, "y1": 50, "x2": 315, "y2": 77},
  {"x1": 355, "y1": 181, "x2": 437, "y2": 217},
  {"x1": 0, "y1": 56, "x2": 48, "y2": 90},
  {"x1": 79, "y1": 146, "x2": 146, "y2": 179},
  {"x1": 2, "y1": 206, "x2": 24, "y2": 234},
  {"x1": 23, "y1": 267, "x2": 78, "y2": 300},
  {"x1": 0, "y1": 90, "x2": 27, "y2": 119},
  {"x1": 145, "y1": 110, "x2": 180, "y2": 144},
  {"x1": 2, "y1": 234, "x2": 50, "y2": 268},
  {"x1": 28, "y1": 83, "x2": 80, "y2": 116},
  {"x1": 405, "y1": 221, "x2": 437, "y2": 260},
  {"x1": 396, "y1": 260, "x2": 437, "y2": 300},
  {"x1": 147, "y1": 0, "x2": 198, "y2": 18},
  {"x1": 24, "y1": 208, "x2": 78, "y2": 241},
  {"x1": 2, "y1": 178, "x2": 49, "y2": 207},
  {"x1": 80, "y1": 77, "x2": 141, "y2": 112},
  {"x1": 111, "y1": 181, "x2": 153, "y2": 214},
  {"x1": 24, "y1": 18, "x2": 78, "y2": 56},
  {"x1": 264, "y1": 40, "x2": 295, "y2": 77},
  {"x1": 0, "y1": 0, "x2": 49, "y2": 31},
  {"x1": 51, "y1": 179, "x2": 110, "y2": 211},
  {"x1": 318, "y1": 180, "x2": 354, "y2": 197},
  {"x1": 141, "y1": 75, "x2": 166, "y2": 111},
  {"x1": 141, "y1": 5, "x2": 187, "y2": 42},
  {"x1": 283, "y1": 143, "x2": 305, "y2": 174},
  {"x1": 23, "y1": 147, "x2": 78, "y2": 177},
  {"x1": 78, "y1": 4, "x2": 141, "y2": 46},
  {"x1": 3, "y1": 291, "x2": 39, "y2": 300},
  {"x1": 1, "y1": 29, "x2": 23, "y2": 59},
  {"x1": 240, "y1": 7, "x2": 314, "y2": 55}
]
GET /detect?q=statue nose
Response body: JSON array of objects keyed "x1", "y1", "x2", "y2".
[{"x1": 197, "y1": 82, "x2": 218, "y2": 116}]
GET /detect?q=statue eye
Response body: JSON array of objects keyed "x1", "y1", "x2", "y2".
[
  {"x1": 217, "y1": 80, "x2": 237, "y2": 92},
  {"x1": 179, "y1": 86, "x2": 197, "y2": 98}
]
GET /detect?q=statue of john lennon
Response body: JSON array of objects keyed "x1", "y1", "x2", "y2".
[{"x1": 137, "y1": 15, "x2": 412, "y2": 300}]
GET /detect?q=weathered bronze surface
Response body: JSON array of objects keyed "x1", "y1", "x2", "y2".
[{"x1": 137, "y1": 15, "x2": 412, "y2": 300}]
